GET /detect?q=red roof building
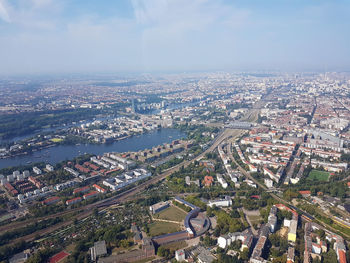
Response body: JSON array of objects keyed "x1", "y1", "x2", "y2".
[
  {"x1": 338, "y1": 250, "x2": 346, "y2": 263},
  {"x1": 65, "y1": 197, "x2": 82, "y2": 206},
  {"x1": 93, "y1": 184, "x2": 107, "y2": 193},
  {"x1": 83, "y1": 191, "x2": 99, "y2": 200},
  {"x1": 28, "y1": 176, "x2": 43, "y2": 188},
  {"x1": 299, "y1": 190, "x2": 311, "y2": 197},
  {"x1": 42, "y1": 196, "x2": 60, "y2": 205},
  {"x1": 73, "y1": 186, "x2": 90, "y2": 195},
  {"x1": 75, "y1": 164, "x2": 90, "y2": 174},
  {"x1": 204, "y1": 176, "x2": 214, "y2": 187},
  {"x1": 84, "y1": 162, "x2": 99, "y2": 170}
]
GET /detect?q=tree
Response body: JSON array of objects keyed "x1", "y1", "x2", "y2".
[
  {"x1": 283, "y1": 189, "x2": 300, "y2": 201},
  {"x1": 26, "y1": 249, "x2": 53, "y2": 263},
  {"x1": 323, "y1": 249, "x2": 337, "y2": 263},
  {"x1": 157, "y1": 247, "x2": 171, "y2": 259},
  {"x1": 240, "y1": 248, "x2": 249, "y2": 261}
]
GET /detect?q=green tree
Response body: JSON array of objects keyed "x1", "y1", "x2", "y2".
[{"x1": 240, "y1": 248, "x2": 249, "y2": 261}]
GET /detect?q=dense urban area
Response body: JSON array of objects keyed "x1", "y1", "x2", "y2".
[{"x1": 0, "y1": 72, "x2": 350, "y2": 263}]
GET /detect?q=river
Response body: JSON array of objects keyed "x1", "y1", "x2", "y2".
[{"x1": 0, "y1": 128, "x2": 186, "y2": 169}]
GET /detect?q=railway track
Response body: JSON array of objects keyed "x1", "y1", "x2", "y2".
[{"x1": 4, "y1": 127, "x2": 238, "y2": 246}]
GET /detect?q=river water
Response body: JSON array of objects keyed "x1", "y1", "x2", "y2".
[{"x1": 0, "y1": 128, "x2": 186, "y2": 169}]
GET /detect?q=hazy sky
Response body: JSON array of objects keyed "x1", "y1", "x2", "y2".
[{"x1": 0, "y1": 0, "x2": 349, "y2": 75}]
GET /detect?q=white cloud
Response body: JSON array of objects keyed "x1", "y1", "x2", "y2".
[{"x1": 0, "y1": 0, "x2": 11, "y2": 23}]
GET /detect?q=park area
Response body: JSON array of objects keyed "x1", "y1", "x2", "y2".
[
  {"x1": 308, "y1": 170, "x2": 330, "y2": 181},
  {"x1": 153, "y1": 206, "x2": 187, "y2": 222},
  {"x1": 148, "y1": 221, "x2": 182, "y2": 237}
]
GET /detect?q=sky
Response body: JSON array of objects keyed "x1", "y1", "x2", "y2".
[{"x1": 0, "y1": 0, "x2": 349, "y2": 75}]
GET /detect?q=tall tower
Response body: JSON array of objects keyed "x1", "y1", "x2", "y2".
[{"x1": 131, "y1": 99, "x2": 136, "y2": 113}]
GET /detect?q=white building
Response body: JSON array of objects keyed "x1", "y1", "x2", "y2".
[
  {"x1": 46, "y1": 164, "x2": 54, "y2": 172},
  {"x1": 33, "y1": 167, "x2": 42, "y2": 175},
  {"x1": 218, "y1": 235, "x2": 231, "y2": 249},
  {"x1": 208, "y1": 196, "x2": 232, "y2": 208},
  {"x1": 217, "y1": 174, "x2": 228, "y2": 189},
  {"x1": 175, "y1": 249, "x2": 186, "y2": 262},
  {"x1": 264, "y1": 178, "x2": 274, "y2": 188},
  {"x1": 64, "y1": 167, "x2": 79, "y2": 177},
  {"x1": 149, "y1": 201, "x2": 170, "y2": 214}
]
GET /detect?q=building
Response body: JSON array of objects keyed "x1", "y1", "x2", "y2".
[
  {"x1": 264, "y1": 178, "x2": 273, "y2": 188},
  {"x1": 267, "y1": 206, "x2": 277, "y2": 233},
  {"x1": 192, "y1": 246, "x2": 216, "y2": 263},
  {"x1": 218, "y1": 235, "x2": 232, "y2": 249},
  {"x1": 208, "y1": 196, "x2": 232, "y2": 208},
  {"x1": 73, "y1": 186, "x2": 90, "y2": 195},
  {"x1": 217, "y1": 174, "x2": 228, "y2": 188},
  {"x1": 93, "y1": 184, "x2": 107, "y2": 193},
  {"x1": 250, "y1": 225, "x2": 270, "y2": 263},
  {"x1": 46, "y1": 164, "x2": 54, "y2": 172},
  {"x1": 287, "y1": 247, "x2": 295, "y2": 263},
  {"x1": 90, "y1": 240, "x2": 107, "y2": 261},
  {"x1": 28, "y1": 176, "x2": 43, "y2": 188},
  {"x1": 33, "y1": 167, "x2": 42, "y2": 175},
  {"x1": 149, "y1": 201, "x2": 170, "y2": 214},
  {"x1": 204, "y1": 176, "x2": 214, "y2": 187},
  {"x1": 175, "y1": 249, "x2": 186, "y2": 262},
  {"x1": 65, "y1": 197, "x2": 82, "y2": 206},
  {"x1": 42, "y1": 196, "x2": 60, "y2": 205},
  {"x1": 217, "y1": 231, "x2": 253, "y2": 251},
  {"x1": 102, "y1": 169, "x2": 151, "y2": 191},
  {"x1": 83, "y1": 191, "x2": 99, "y2": 200},
  {"x1": 64, "y1": 167, "x2": 79, "y2": 177},
  {"x1": 9, "y1": 251, "x2": 29, "y2": 263},
  {"x1": 22, "y1": 170, "x2": 30, "y2": 177},
  {"x1": 299, "y1": 190, "x2": 311, "y2": 197},
  {"x1": 334, "y1": 235, "x2": 347, "y2": 263},
  {"x1": 288, "y1": 217, "x2": 298, "y2": 243},
  {"x1": 54, "y1": 180, "x2": 77, "y2": 191},
  {"x1": 131, "y1": 225, "x2": 143, "y2": 243}
]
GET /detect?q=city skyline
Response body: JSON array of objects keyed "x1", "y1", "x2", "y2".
[{"x1": 0, "y1": 0, "x2": 350, "y2": 75}]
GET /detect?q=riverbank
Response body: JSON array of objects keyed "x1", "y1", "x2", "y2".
[{"x1": 0, "y1": 128, "x2": 186, "y2": 169}]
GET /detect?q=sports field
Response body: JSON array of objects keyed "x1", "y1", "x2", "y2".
[
  {"x1": 308, "y1": 170, "x2": 329, "y2": 181},
  {"x1": 148, "y1": 221, "x2": 181, "y2": 237},
  {"x1": 154, "y1": 206, "x2": 187, "y2": 222}
]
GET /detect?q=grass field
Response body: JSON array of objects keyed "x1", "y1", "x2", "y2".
[
  {"x1": 51, "y1": 138, "x2": 63, "y2": 143},
  {"x1": 308, "y1": 170, "x2": 330, "y2": 181},
  {"x1": 154, "y1": 206, "x2": 187, "y2": 222},
  {"x1": 148, "y1": 221, "x2": 181, "y2": 237}
]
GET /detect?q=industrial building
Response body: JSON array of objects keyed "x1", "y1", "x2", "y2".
[{"x1": 149, "y1": 201, "x2": 170, "y2": 214}]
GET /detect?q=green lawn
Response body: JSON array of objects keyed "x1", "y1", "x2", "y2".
[
  {"x1": 308, "y1": 170, "x2": 330, "y2": 181},
  {"x1": 154, "y1": 206, "x2": 187, "y2": 222},
  {"x1": 148, "y1": 221, "x2": 181, "y2": 237}
]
